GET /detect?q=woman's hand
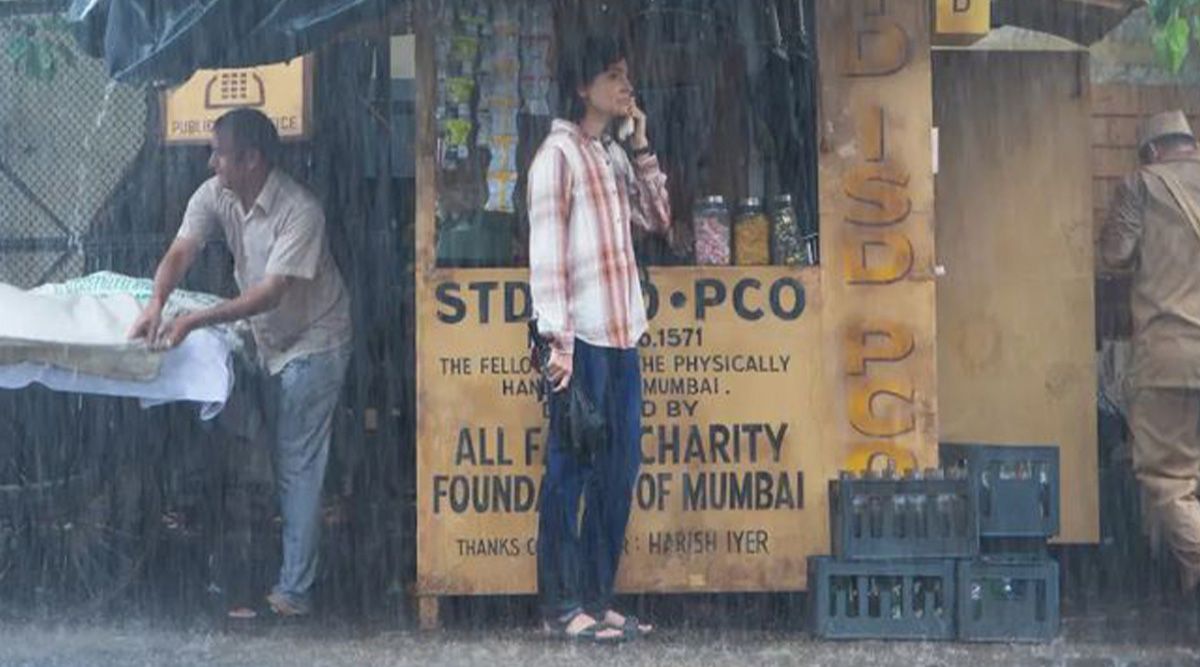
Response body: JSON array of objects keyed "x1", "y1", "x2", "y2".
[
  {"x1": 626, "y1": 97, "x2": 649, "y2": 151},
  {"x1": 547, "y1": 347, "x2": 573, "y2": 392}
]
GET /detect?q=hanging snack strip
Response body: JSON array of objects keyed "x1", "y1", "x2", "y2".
[
  {"x1": 519, "y1": 2, "x2": 555, "y2": 118},
  {"x1": 435, "y1": 2, "x2": 484, "y2": 170},
  {"x1": 478, "y1": 0, "x2": 521, "y2": 213}
]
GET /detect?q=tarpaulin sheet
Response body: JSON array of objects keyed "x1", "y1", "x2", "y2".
[
  {"x1": 0, "y1": 329, "x2": 234, "y2": 420},
  {"x1": 0, "y1": 277, "x2": 237, "y2": 418},
  {"x1": 67, "y1": 0, "x2": 391, "y2": 84}
]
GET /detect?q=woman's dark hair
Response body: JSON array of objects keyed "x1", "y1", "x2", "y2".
[
  {"x1": 558, "y1": 35, "x2": 628, "y2": 121},
  {"x1": 213, "y1": 107, "x2": 281, "y2": 166}
]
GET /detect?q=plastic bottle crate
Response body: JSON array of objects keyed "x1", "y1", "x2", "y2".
[
  {"x1": 980, "y1": 537, "x2": 1049, "y2": 561},
  {"x1": 939, "y1": 443, "x2": 1060, "y2": 538},
  {"x1": 808, "y1": 556, "x2": 957, "y2": 640},
  {"x1": 828, "y1": 473, "x2": 978, "y2": 559},
  {"x1": 956, "y1": 557, "x2": 1060, "y2": 642}
]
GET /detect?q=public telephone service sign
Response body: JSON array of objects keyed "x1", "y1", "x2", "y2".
[{"x1": 161, "y1": 57, "x2": 312, "y2": 145}]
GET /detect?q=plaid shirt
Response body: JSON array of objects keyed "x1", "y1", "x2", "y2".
[{"x1": 528, "y1": 119, "x2": 672, "y2": 354}]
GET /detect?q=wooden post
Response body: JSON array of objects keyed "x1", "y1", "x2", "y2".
[
  {"x1": 418, "y1": 596, "x2": 441, "y2": 631},
  {"x1": 816, "y1": 0, "x2": 939, "y2": 473}
]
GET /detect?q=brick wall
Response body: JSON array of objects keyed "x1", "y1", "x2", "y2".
[
  {"x1": 1092, "y1": 84, "x2": 1200, "y2": 256},
  {"x1": 1092, "y1": 84, "x2": 1200, "y2": 339}
]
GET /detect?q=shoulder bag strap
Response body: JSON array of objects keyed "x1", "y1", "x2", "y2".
[{"x1": 1148, "y1": 164, "x2": 1200, "y2": 244}]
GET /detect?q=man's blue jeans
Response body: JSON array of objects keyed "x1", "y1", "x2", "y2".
[
  {"x1": 537, "y1": 339, "x2": 642, "y2": 620},
  {"x1": 268, "y1": 343, "x2": 351, "y2": 611}
]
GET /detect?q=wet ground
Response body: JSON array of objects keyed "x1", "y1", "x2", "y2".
[
  {"x1": 1, "y1": 606, "x2": 1199, "y2": 667},
  {"x1": 0, "y1": 624, "x2": 1197, "y2": 667},
  {"x1": 2, "y1": 533, "x2": 1198, "y2": 666}
]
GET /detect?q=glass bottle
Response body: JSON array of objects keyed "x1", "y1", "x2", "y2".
[
  {"x1": 693, "y1": 195, "x2": 731, "y2": 265},
  {"x1": 734, "y1": 197, "x2": 771, "y2": 265},
  {"x1": 771, "y1": 194, "x2": 805, "y2": 265}
]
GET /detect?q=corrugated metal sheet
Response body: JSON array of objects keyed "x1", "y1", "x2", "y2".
[{"x1": 993, "y1": 0, "x2": 1138, "y2": 45}]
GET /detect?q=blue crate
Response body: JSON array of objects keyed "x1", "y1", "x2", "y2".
[
  {"x1": 829, "y1": 474, "x2": 978, "y2": 559},
  {"x1": 808, "y1": 556, "x2": 957, "y2": 640},
  {"x1": 956, "y1": 557, "x2": 1060, "y2": 642},
  {"x1": 940, "y1": 443, "x2": 1060, "y2": 538}
]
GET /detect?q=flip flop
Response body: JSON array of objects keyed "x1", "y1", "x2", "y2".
[
  {"x1": 543, "y1": 613, "x2": 626, "y2": 644},
  {"x1": 265, "y1": 592, "x2": 311, "y2": 618},
  {"x1": 609, "y1": 613, "x2": 653, "y2": 639},
  {"x1": 226, "y1": 606, "x2": 259, "y2": 620}
]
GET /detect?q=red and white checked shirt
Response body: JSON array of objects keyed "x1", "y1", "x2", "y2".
[{"x1": 528, "y1": 119, "x2": 672, "y2": 354}]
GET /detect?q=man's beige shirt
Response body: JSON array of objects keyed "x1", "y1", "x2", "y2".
[
  {"x1": 178, "y1": 170, "x2": 351, "y2": 375},
  {"x1": 1102, "y1": 156, "x2": 1200, "y2": 388}
]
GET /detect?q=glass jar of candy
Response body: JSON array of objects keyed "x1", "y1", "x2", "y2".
[
  {"x1": 734, "y1": 197, "x2": 770, "y2": 266},
  {"x1": 693, "y1": 195, "x2": 731, "y2": 266}
]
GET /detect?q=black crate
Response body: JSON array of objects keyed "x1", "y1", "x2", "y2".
[
  {"x1": 940, "y1": 443, "x2": 1060, "y2": 538},
  {"x1": 829, "y1": 474, "x2": 978, "y2": 559},
  {"x1": 956, "y1": 557, "x2": 1060, "y2": 642},
  {"x1": 980, "y1": 537, "x2": 1049, "y2": 561},
  {"x1": 808, "y1": 556, "x2": 957, "y2": 640}
]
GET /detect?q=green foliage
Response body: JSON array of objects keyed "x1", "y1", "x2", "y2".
[{"x1": 3, "y1": 16, "x2": 78, "y2": 83}]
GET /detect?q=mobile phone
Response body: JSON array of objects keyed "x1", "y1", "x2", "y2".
[{"x1": 618, "y1": 116, "x2": 634, "y2": 142}]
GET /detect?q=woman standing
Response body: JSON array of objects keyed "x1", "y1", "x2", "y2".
[{"x1": 527, "y1": 35, "x2": 672, "y2": 642}]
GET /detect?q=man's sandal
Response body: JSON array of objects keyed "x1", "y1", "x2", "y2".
[
  {"x1": 544, "y1": 612, "x2": 626, "y2": 644},
  {"x1": 226, "y1": 606, "x2": 259, "y2": 620},
  {"x1": 265, "y1": 592, "x2": 310, "y2": 618}
]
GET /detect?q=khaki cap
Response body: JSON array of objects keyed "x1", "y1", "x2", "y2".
[{"x1": 1139, "y1": 110, "x2": 1196, "y2": 151}]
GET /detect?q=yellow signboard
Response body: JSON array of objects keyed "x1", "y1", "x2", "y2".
[
  {"x1": 821, "y1": 0, "x2": 940, "y2": 494},
  {"x1": 416, "y1": 267, "x2": 829, "y2": 595},
  {"x1": 162, "y1": 57, "x2": 312, "y2": 145},
  {"x1": 935, "y1": 0, "x2": 990, "y2": 40},
  {"x1": 413, "y1": 0, "x2": 941, "y2": 602}
]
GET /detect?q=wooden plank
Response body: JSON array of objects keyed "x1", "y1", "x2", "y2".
[
  {"x1": 1089, "y1": 117, "x2": 1111, "y2": 147},
  {"x1": 418, "y1": 597, "x2": 441, "y2": 631},
  {"x1": 1093, "y1": 87, "x2": 1200, "y2": 154},
  {"x1": 1093, "y1": 177, "x2": 1121, "y2": 214},
  {"x1": 1141, "y1": 86, "x2": 1200, "y2": 113},
  {"x1": 1094, "y1": 146, "x2": 1138, "y2": 178},
  {"x1": 933, "y1": 50, "x2": 1098, "y2": 543},
  {"x1": 1092, "y1": 84, "x2": 1140, "y2": 115},
  {"x1": 1093, "y1": 84, "x2": 1200, "y2": 117},
  {"x1": 816, "y1": 1, "x2": 939, "y2": 475},
  {"x1": 1092, "y1": 115, "x2": 1139, "y2": 148}
]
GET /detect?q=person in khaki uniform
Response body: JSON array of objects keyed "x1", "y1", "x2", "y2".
[
  {"x1": 129, "y1": 108, "x2": 352, "y2": 616},
  {"x1": 1102, "y1": 110, "x2": 1200, "y2": 590}
]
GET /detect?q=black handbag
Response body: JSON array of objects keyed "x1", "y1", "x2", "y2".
[
  {"x1": 529, "y1": 319, "x2": 607, "y2": 463},
  {"x1": 566, "y1": 380, "x2": 606, "y2": 463}
]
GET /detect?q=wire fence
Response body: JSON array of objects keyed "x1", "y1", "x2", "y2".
[
  {"x1": 0, "y1": 10, "x2": 150, "y2": 288},
  {"x1": 0, "y1": 8, "x2": 417, "y2": 620}
]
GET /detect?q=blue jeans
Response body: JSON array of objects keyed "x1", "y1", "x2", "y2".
[
  {"x1": 268, "y1": 343, "x2": 351, "y2": 610},
  {"x1": 537, "y1": 339, "x2": 642, "y2": 620}
]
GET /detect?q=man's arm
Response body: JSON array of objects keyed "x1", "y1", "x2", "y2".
[
  {"x1": 157, "y1": 274, "x2": 293, "y2": 349},
  {"x1": 132, "y1": 179, "x2": 223, "y2": 340},
  {"x1": 128, "y1": 236, "x2": 201, "y2": 339},
  {"x1": 1100, "y1": 173, "x2": 1145, "y2": 269}
]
